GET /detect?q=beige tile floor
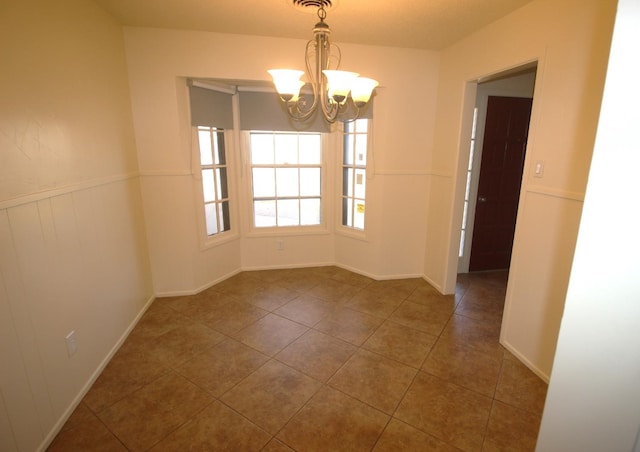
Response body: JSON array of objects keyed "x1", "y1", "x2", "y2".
[{"x1": 48, "y1": 267, "x2": 547, "y2": 451}]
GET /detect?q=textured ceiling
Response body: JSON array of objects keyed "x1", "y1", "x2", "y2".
[{"x1": 93, "y1": 0, "x2": 534, "y2": 50}]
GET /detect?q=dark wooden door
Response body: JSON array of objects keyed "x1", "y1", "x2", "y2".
[{"x1": 469, "y1": 96, "x2": 532, "y2": 271}]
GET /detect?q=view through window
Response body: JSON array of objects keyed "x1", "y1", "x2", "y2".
[
  {"x1": 249, "y1": 131, "x2": 322, "y2": 227},
  {"x1": 197, "y1": 126, "x2": 231, "y2": 236},
  {"x1": 459, "y1": 107, "x2": 479, "y2": 257},
  {"x1": 342, "y1": 119, "x2": 369, "y2": 230}
]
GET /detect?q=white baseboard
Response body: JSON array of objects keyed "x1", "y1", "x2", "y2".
[
  {"x1": 38, "y1": 294, "x2": 156, "y2": 451},
  {"x1": 335, "y1": 262, "x2": 423, "y2": 282},
  {"x1": 155, "y1": 268, "x2": 243, "y2": 298},
  {"x1": 422, "y1": 273, "x2": 446, "y2": 294},
  {"x1": 500, "y1": 338, "x2": 551, "y2": 383},
  {"x1": 240, "y1": 262, "x2": 335, "y2": 273}
]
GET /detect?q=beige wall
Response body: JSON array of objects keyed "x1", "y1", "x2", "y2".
[
  {"x1": 426, "y1": 0, "x2": 617, "y2": 379},
  {"x1": 537, "y1": 0, "x2": 640, "y2": 447},
  {"x1": 0, "y1": 0, "x2": 153, "y2": 450},
  {"x1": 122, "y1": 27, "x2": 440, "y2": 292}
]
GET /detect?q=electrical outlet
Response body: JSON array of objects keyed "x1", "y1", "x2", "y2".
[
  {"x1": 534, "y1": 160, "x2": 545, "y2": 178},
  {"x1": 65, "y1": 331, "x2": 77, "y2": 357},
  {"x1": 277, "y1": 240, "x2": 284, "y2": 251}
]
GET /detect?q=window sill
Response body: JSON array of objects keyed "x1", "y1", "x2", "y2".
[
  {"x1": 245, "y1": 225, "x2": 331, "y2": 238},
  {"x1": 335, "y1": 226, "x2": 368, "y2": 242},
  {"x1": 200, "y1": 230, "x2": 240, "y2": 251}
]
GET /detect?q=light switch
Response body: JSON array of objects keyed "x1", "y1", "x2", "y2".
[
  {"x1": 534, "y1": 160, "x2": 544, "y2": 178},
  {"x1": 65, "y1": 331, "x2": 77, "y2": 357}
]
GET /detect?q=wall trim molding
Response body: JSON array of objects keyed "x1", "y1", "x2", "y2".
[
  {"x1": 138, "y1": 169, "x2": 192, "y2": 177},
  {"x1": 0, "y1": 172, "x2": 139, "y2": 211},
  {"x1": 0, "y1": 168, "x2": 461, "y2": 212},
  {"x1": 526, "y1": 184, "x2": 585, "y2": 202},
  {"x1": 375, "y1": 169, "x2": 452, "y2": 178}
]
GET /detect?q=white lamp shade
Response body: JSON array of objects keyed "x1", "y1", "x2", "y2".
[
  {"x1": 323, "y1": 70, "x2": 359, "y2": 104},
  {"x1": 351, "y1": 77, "x2": 379, "y2": 107},
  {"x1": 268, "y1": 69, "x2": 305, "y2": 102},
  {"x1": 288, "y1": 81, "x2": 306, "y2": 102}
]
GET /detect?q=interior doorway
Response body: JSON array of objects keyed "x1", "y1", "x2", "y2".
[
  {"x1": 469, "y1": 95, "x2": 532, "y2": 271},
  {"x1": 458, "y1": 66, "x2": 537, "y2": 273}
]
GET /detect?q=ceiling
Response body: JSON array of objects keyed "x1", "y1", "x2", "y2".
[{"x1": 93, "y1": 0, "x2": 534, "y2": 50}]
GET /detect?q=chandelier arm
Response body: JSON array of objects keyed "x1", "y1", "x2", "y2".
[
  {"x1": 329, "y1": 41, "x2": 341, "y2": 71},
  {"x1": 316, "y1": 26, "x2": 340, "y2": 122},
  {"x1": 283, "y1": 40, "x2": 320, "y2": 121}
]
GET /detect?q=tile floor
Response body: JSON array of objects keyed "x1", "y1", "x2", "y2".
[{"x1": 49, "y1": 266, "x2": 547, "y2": 451}]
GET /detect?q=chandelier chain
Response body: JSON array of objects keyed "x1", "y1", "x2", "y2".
[{"x1": 317, "y1": 5, "x2": 327, "y2": 22}]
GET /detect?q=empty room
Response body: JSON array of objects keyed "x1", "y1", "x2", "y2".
[{"x1": 1, "y1": 0, "x2": 638, "y2": 450}]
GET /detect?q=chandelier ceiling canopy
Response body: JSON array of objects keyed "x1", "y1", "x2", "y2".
[{"x1": 268, "y1": 0, "x2": 379, "y2": 123}]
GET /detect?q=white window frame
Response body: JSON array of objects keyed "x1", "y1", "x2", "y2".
[
  {"x1": 242, "y1": 130, "x2": 331, "y2": 237},
  {"x1": 193, "y1": 126, "x2": 239, "y2": 249},
  {"x1": 337, "y1": 119, "x2": 371, "y2": 240}
]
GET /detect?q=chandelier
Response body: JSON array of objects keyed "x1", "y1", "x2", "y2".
[{"x1": 268, "y1": 0, "x2": 379, "y2": 123}]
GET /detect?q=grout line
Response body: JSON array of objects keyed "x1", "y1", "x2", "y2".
[
  {"x1": 481, "y1": 398, "x2": 498, "y2": 451},
  {"x1": 57, "y1": 267, "x2": 544, "y2": 450}
]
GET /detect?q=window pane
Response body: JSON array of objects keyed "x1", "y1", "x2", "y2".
[
  {"x1": 202, "y1": 169, "x2": 216, "y2": 202},
  {"x1": 343, "y1": 197, "x2": 353, "y2": 227},
  {"x1": 220, "y1": 201, "x2": 231, "y2": 232},
  {"x1": 276, "y1": 168, "x2": 299, "y2": 197},
  {"x1": 355, "y1": 136, "x2": 368, "y2": 165},
  {"x1": 252, "y1": 168, "x2": 275, "y2": 197},
  {"x1": 354, "y1": 169, "x2": 366, "y2": 199},
  {"x1": 277, "y1": 199, "x2": 299, "y2": 226},
  {"x1": 355, "y1": 118, "x2": 369, "y2": 133},
  {"x1": 251, "y1": 133, "x2": 274, "y2": 164},
  {"x1": 215, "y1": 131, "x2": 226, "y2": 165},
  {"x1": 199, "y1": 126, "x2": 231, "y2": 238},
  {"x1": 205, "y1": 203, "x2": 219, "y2": 235},
  {"x1": 355, "y1": 138, "x2": 367, "y2": 165},
  {"x1": 462, "y1": 200, "x2": 469, "y2": 228},
  {"x1": 354, "y1": 199, "x2": 365, "y2": 229},
  {"x1": 198, "y1": 129, "x2": 213, "y2": 165},
  {"x1": 343, "y1": 134, "x2": 354, "y2": 165},
  {"x1": 471, "y1": 107, "x2": 478, "y2": 140},
  {"x1": 344, "y1": 168, "x2": 354, "y2": 197},
  {"x1": 300, "y1": 168, "x2": 320, "y2": 196},
  {"x1": 254, "y1": 200, "x2": 276, "y2": 227},
  {"x1": 275, "y1": 134, "x2": 298, "y2": 164},
  {"x1": 217, "y1": 168, "x2": 228, "y2": 199},
  {"x1": 300, "y1": 198, "x2": 321, "y2": 225},
  {"x1": 299, "y1": 134, "x2": 321, "y2": 164}
]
